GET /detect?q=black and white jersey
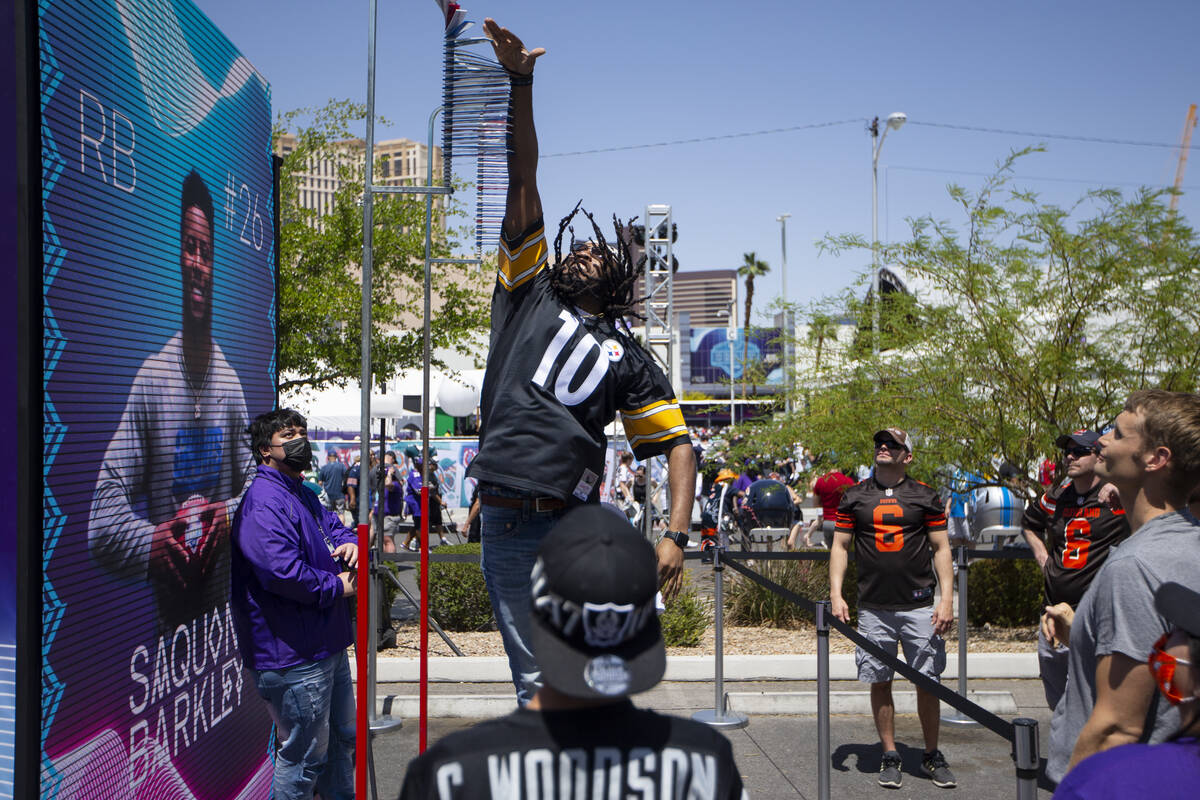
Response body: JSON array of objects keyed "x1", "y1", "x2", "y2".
[
  {"x1": 467, "y1": 217, "x2": 690, "y2": 501},
  {"x1": 398, "y1": 701, "x2": 747, "y2": 800},
  {"x1": 1022, "y1": 481, "x2": 1130, "y2": 608},
  {"x1": 836, "y1": 477, "x2": 948, "y2": 610}
]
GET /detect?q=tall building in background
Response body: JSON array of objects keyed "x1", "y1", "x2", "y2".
[
  {"x1": 635, "y1": 268, "x2": 737, "y2": 327},
  {"x1": 275, "y1": 134, "x2": 444, "y2": 220}
]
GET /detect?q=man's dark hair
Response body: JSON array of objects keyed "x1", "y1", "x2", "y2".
[
  {"x1": 549, "y1": 202, "x2": 640, "y2": 322},
  {"x1": 246, "y1": 408, "x2": 307, "y2": 464},
  {"x1": 181, "y1": 169, "x2": 215, "y2": 240}
]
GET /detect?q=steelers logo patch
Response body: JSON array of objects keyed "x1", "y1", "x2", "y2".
[{"x1": 602, "y1": 339, "x2": 624, "y2": 362}]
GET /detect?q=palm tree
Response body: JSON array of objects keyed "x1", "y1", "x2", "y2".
[
  {"x1": 806, "y1": 313, "x2": 838, "y2": 375},
  {"x1": 738, "y1": 252, "x2": 770, "y2": 397}
]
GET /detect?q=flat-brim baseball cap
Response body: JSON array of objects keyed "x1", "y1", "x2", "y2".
[{"x1": 529, "y1": 505, "x2": 665, "y2": 699}]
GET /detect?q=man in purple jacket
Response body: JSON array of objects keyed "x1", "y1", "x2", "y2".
[{"x1": 230, "y1": 408, "x2": 359, "y2": 800}]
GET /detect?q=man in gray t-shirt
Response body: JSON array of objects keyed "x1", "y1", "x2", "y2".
[
  {"x1": 1043, "y1": 390, "x2": 1200, "y2": 783},
  {"x1": 1046, "y1": 507, "x2": 1200, "y2": 781}
]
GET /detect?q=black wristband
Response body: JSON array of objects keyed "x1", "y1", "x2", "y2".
[
  {"x1": 506, "y1": 69, "x2": 533, "y2": 86},
  {"x1": 662, "y1": 530, "x2": 689, "y2": 550}
]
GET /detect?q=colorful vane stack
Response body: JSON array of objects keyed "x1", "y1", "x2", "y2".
[{"x1": 436, "y1": 0, "x2": 509, "y2": 257}]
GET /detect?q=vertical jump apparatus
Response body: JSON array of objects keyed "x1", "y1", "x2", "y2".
[{"x1": 358, "y1": 0, "x2": 509, "y2": 788}]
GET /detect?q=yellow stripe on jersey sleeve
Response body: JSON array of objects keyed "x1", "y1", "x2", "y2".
[
  {"x1": 621, "y1": 400, "x2": 687, "y2": 450},
  {"x1": 497, "y1": 225, "x2": 548, "y2": 291}
]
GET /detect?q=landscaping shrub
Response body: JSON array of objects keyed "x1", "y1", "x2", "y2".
[
  {"x1": 428, "y1": 543, "x2": 496, "y2": 631},
  {"x1": 660, "y1": 575, "x2": 709, "y2": 647},
  {"x1": 725, "y1": 552, "x2": 858, "y2": 627},
  {"x1": 964, "y1": 558, "x2": 1043, "y2": 628}
]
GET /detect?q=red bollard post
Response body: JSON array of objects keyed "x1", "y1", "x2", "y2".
[
  {"x1": 420, "y1": 486, "x2": 430, "y2": 753},
  {"x1": 355, "y1": 523, "x2": 370, "y2": 800}
]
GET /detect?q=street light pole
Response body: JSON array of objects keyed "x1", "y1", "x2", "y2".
[
  {"x1": 777, "y1": 213, "x2": 791, "y2": 413},
  {"x1": 870, "y1": 112, "x2": 906, "y2": 356},
  {"x1": 718, "y1": 305, "x2": 737, "y2": 427}
]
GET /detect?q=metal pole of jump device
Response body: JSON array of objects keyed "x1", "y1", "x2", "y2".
[
  {"x1": 693, "y1": 546, "x2": 748, "y2": 730},
  {"x1": 816, "y1": 600, "x2": 831, "y2": 800},
  {"x1": 360, "y1": 8, "x2": 402, "y2": 798},
  {"x1": 943, "y1": 545, "x2": 977, "y2": 725},
  {"x1": 1013, "y1": 717, "x2": 1040, "y2": 800}
]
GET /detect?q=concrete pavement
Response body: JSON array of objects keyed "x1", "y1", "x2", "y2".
[{"x1": 366, "y1": 677, "x2": 1054, "y2": 799}]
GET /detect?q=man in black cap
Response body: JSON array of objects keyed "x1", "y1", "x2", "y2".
[
  {"x1": 398, "y1": 505, "x2": 745, "y2": 799},
  {"x1": 1022, "y1": 429, "x2": 1131, "y2": 710}
]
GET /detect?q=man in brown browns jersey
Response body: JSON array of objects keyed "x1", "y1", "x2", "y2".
[
  {"x1": 829, "y1": 427, "x2": 957, "y2": 790},
  {"x1": 1022, "y1": 429, "x2": 1130, "y2": 711}
]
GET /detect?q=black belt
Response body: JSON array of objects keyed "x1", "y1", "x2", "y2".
[{"x1": 479, "y1": 493, "x2": 567, "y2": 513}]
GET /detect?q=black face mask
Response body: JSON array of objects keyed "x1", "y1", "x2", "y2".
[{"x1": 278, "y1": 437, "x2": 312, "y2": 472}]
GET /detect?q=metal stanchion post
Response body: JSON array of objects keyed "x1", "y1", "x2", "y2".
[
  {"x1": 943, "y1": 544, "x2": 978, "y2": 725},
  {"x1": 1013, "y1": 717, "x2": 1040, "y2": 800},
  {"x1": 693, "y1": 545, "x2": 748, "y2": 730},
  {"x1": 816, "y1": 600, "x2": 831, "y2": 800}
]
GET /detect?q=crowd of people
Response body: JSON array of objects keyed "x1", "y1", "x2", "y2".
[{"x1": 218, "y1": 17, "x2": 1200, "y2": 800}]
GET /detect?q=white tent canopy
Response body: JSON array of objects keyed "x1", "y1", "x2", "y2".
[{"x1": 279, "y1": 368, "x2": 485, "y2": 434}]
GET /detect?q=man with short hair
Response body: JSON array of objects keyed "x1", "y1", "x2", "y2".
[
  {"x1": 466, "y1": 19, "x2": 695, "y2": 705},
  {"x1": 1043, "y1": 390, "x2": 1200, "y2": 782},
  {"x1": 377, "y1": 451, "x2": 403, "y2": 553},
  {"x1": 319, "y1": 452, "x2": 348, "y2": 516},
  {"x1": 230, "y1": 409, "x2": 359, "y2": 800},
  {"x1": 398, "y1": 505, "x2": 745, "y2": 799},
  {"x1": 830, "y1": 427, "x2": 957, "y2": 790},
  {"x1": 88, "y1": 170, "x2": 252, "y2": 629},
  {"x1": 1022, "y1": 429, "x2": 1131, "y2": 710}
]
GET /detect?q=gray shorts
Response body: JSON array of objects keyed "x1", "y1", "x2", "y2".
[
  {"x1": 947, "y1": 516, "x2": 971, "y2": 544},
  {"x1": 855, "y1": 607, "x2": 946, "y2": 684},
  {"x1": 382, "y1": 515, "x2": 403, "y2": 537}
]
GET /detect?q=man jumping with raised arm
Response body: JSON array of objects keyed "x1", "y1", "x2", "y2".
[{"x1": 465, "y1": 19, "x2": 696, "y2": 706}]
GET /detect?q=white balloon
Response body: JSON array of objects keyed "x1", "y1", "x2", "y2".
[{"x1": 437, "y1": 379, "x2": 480, "y2": 417}]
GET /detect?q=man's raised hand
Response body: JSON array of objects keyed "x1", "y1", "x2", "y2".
[{"x1": 483, "y1": 18, "x2": 545, "y2": 76}]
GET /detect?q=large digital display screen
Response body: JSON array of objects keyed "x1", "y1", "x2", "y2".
[
  {"x1": 689, "y1": 326, "x2": 783, "y2": 386},
  {"x1": 38, "y1": 0, "x2": 276, "y2": 796}
]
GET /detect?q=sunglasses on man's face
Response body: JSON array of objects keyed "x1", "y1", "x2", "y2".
[
  {"x1": 875, "y1": 440, "x2": 904, "y2": 452},
  {"x1": 1064, "y1": 446, "x2": 1095, "y2": 458}
]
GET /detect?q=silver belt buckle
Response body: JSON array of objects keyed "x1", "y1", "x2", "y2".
[{"x1": 534, "y1": 497, "x2": 555, "y2": 513}]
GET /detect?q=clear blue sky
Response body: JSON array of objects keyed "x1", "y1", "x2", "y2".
[{"x1": 195, "y1": 0, "x2": 1198, "y2": 322}]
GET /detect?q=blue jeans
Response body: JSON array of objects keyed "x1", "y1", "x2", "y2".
[
  {"x1": 479, "y1": 485, "x2": 567, "y2": 705},
  {"x1": 254, "y1": 650, "x2": 355, "y2": 800}
]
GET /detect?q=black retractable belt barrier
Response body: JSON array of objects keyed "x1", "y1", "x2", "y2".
[{"x1": 722, "y1": 558, "x2": 1015, "y2": 740}]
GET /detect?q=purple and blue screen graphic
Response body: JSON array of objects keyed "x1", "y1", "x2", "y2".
[
  {"x1": 39, "y1": 0, "x2": 275, "y2": 797},
  {"x1": 689, "y1": 327, "x2": 783, "y2": 385}
]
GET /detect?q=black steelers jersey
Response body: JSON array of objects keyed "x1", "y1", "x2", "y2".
[
  {"x1": 1022, "y1": 480, "x2": 1130, "y2": 608},
  {"x1": 836, "y1": 477, "x2": 948, "y2": 610},
  {"x1": 399, "y1": 701, "x2": 746, "y2": 800},
  {"x1": 466, "y1": 217, "x2": 690, "y2": 502}
]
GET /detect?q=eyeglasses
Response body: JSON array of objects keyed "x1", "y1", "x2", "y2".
[
  {"x1": 875, "y1": 440, "x2": 904, "y2": 452},
  {"x1": 184, "y1": 235, "x2": 212, "y2": 262},
  {"x1": 1148, "y1": 633, "x2": 1196, "y2": 704},
  {"x1": 1064, "y1": 447, "x2": 1095, "y2": 458}
]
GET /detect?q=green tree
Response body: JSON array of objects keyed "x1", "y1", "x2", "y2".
[
  {"x1": 782, "y1": 147, "x2": 1200, "y2": 494},
  {"x1": 738, "y1": 251, "x2": 770, "y2": 397},
  {"x1": 275, "y1": 100, "x2": 490, "y2": 393}
]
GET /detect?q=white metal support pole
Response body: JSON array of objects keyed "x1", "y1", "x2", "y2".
[
  {"x1": 943, "y1": 544, "x2": 978, "y2": 725},
  {"x1": 777, "y1": 213, "x2": 790, "y2": 413}
]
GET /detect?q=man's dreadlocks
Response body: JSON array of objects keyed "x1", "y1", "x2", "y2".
[{"x1": 549, "y1": 202, "x2": 643, "y2": 322}]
